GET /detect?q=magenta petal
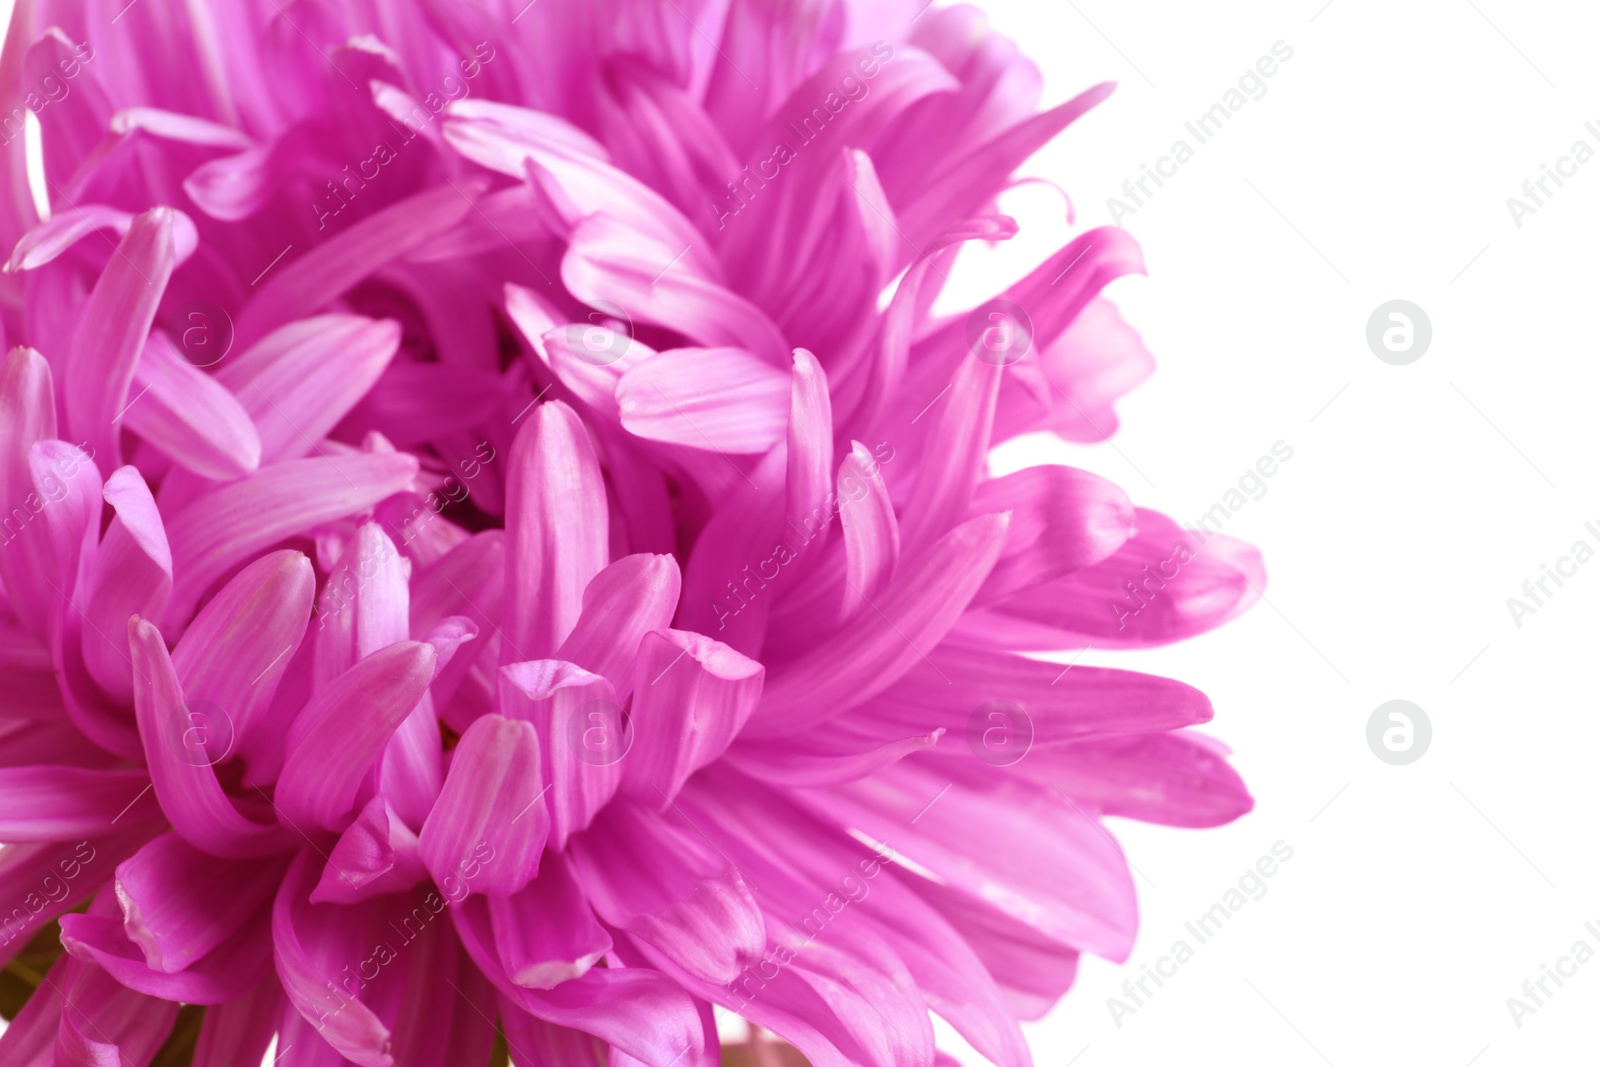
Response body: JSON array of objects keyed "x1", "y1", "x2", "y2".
[
  {"x1": 115, "y1": 831, "x2": 284, "y2": 974},
  {"x1": 488, "y1": 851, "x2": 611, "y2": 988},
  {"x1": 555, "y1": 552, "x2": 681, "y2": 699},
  {"x1": 563, "y1": 214, "x2": 788, "y2": 362},
  {"x1": 812, "y1": 760, "x2": 1137, "y2": 961},
  {"x1": 192, "y1": 972, "x2": 282, "y2": 1067},
  {"x1": 171, "y1": 550, "x2": 315, "y2": 771},
  {"x1": 81, "y1": 466, "x2": 172, "y2": 705},
  {"x1": 0, "y1": 346, "x2": 58, "y2": 635},
  {"x1": 129, "y1": 616, "x2": 293, "y2": 858},
  {"x1": 837, "y1": 440, "x2": 901, "y2": 620},
  {"x1": 616, "y1": 347, "x2": 790, "y2": 453},
  {"x1": 5, "y1": 204, "x2": 197, "y2": 272},
  {"x1": 233, "y1": 184, "x2": 482, "y2": 349},
  {"x1": 272, "y1": 849, "x2": 394, "y2": 1067},
  {"x1": 0, "y1": 766, "x2": 158, "y2": 839},
  {"x1": 452, "y1": 894, "x2": 706, "y2": 1066},
  {"x1": 216, "y1": 315, "x2": 402, "y2": 465},
  {"x1": 418, "y1": 712, "x2": 546, "y2": 896},
  {"x1": 970, "y1": 465, "x2": 1135, "y2": 605},
  {"x1": 59, "y1": 904, "x2": 272, "y2": 1006},
  {"x1": 623, "y1": 629, "x2": 764, "y2": 808},
  {"x1": 311, "y1": 794, "x2": 427, "y2": 905},
  {"x1": 977, "y1": 508, "x2": 1266, "y2": 648},
  {"x1": 498, "y1": 660, "x2": 620, "y2": 850},
  {"x1": 869, "y1": 641, "x2": 1215, "y2": 745},
  {"x1": 163, "y1": 451, "x2": 419, "y2": 625},
  {"x1": 1012, "y1": 730, "x2": 1254, "y2": 827},
  {"x1": 312, "y1": 522, "x2": 411, "y2": 687},
  {"x1": 61, "y1": 207, "x2": 176, "y2": 470},
  {"x1": 747, "y1": 512, "x2": 1010, "y2": 737},
  {"x1": 502, "y1": 401, "x2": 608, "y2": 661},
  {"x1": 569, "y1": 800, "x2": 764, "y2": 986},
  {"x1": 276, "y1": 640, "x2": 438, "y2": 832},
  {"x1": 124, "y1": 332, "x2": 261, "y2": 480}
]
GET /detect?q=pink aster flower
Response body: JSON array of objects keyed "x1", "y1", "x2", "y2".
[{"x1": 0, "y1": 2, "x2": 1267, "y2": 1066}]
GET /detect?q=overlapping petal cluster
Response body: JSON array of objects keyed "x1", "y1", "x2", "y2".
[{"x1": 0, "y1": 2, "x2": 1265, "y2": 1065}]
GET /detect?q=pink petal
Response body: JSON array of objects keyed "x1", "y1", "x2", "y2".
[
  {"x1": 129, "y1": 616, "x2": 294, "y2": 858},
  {"x1": 488, "y1": 852, "x2": 612, "y2": 988},
  {"x1": 0, "y1": 347, "x2": 58, "y2": 635},
  {"x1": 417, "y1": 712, "x2": 547, "y2": 896},
  {"x1": 561, "y1": 213, "x2": 787, "y2": 361},
  {"x1": 114, "y1": 831, "x2": 284, "y2": 974},
  {"x1": 272, "y1": 849, "x2": 394, "y2": 1067},
  {"x1": 81, "y1": 466, "x2": 172, "y2": 705},
  {"x1": 622, "y1": 629, "x2": 764, "y2": 808},
  {"x1": 163, "y1": 451, "x2": 419, "y2": 626},
  {"x1": 310, "y1": 795, "x2": 427, "y2": 905},
  {"x1": 970, "y1": 464, "x2": 1135, "y2": 605},
  {"x1": 502, "y1": 401, "x2": 608, "y2": 662},
  {"x1": 747, "y1": 512, "x2": 1010, "y2": 737},
  {"x1": 0, "y1": 766, "x2": 158, "y2": 840},
  {"x1": 216, "y1": 315, "x2": 401, "y2": 465},
  {"x1": 569, "y1": 800, "x2": 765, "y2": 985},
  {"x1": 276, "y1": 640, "x2": 439, "y2": 832},
  {"x1": 61, "y1": 207, "x2": 176, "y2": 471},
  {"x1": 452, "y1": 895, "x2": 706, "y2": 1066},
  {"x1": 123, "y1": 332, "x2": 260, "y2": 480},
  {"x1": 171, "y1": 550, "x2": 315, "y2": 772},
  {"x1": 498, "y1": 660, "x2": 621, "y2": 850},
  {"x1": 617, "y1": 347, "x2": 790, "y2": 453},
  {"x1": 233, "y1": 183, "x2": 483, "y2": 350},
  {"x1": 837, "y1": 440, "x2": 900, "y2": 620},
  {"x1": 974, "y1": 509, "x2": 1265, "y2": 648}
]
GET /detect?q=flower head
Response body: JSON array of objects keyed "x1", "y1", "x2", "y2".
[{"x1": 0, "y1": 2, "x2": 1263, "y2": 1065}]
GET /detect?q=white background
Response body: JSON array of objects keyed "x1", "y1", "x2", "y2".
[
  {"x1": 950, "y1": 1, "x2": 1600, "y2": 1064},
  {"x1": 3, "y1": 1, "x2": 1597, "y2": 1065}
]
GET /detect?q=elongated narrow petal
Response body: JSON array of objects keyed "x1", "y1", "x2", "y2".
[
  {"x1": 623, "y1": 629, "x2": 764, "y2": 807},
  {"x1": 418, "y1": 713, "x2": 546, "y2": 896},
  {"x1": 837, "y1": 441, "x2": 900, "y2": 619},
  {"x1": 171, "y1": 550, "x2": 315, "y2": 768},
  {"x1": 115, "y1": 832, "x2": 285, "y2": 973},
  {"x1": 124, "y1": 332, "x2": 261, "y2": 480},
  {"x1": 0, "y1": 347, "x2": 57, "y2": 635},
  {"x1": 62, "y1": 207, "x2": 176, "y2": 469},
  {"x1": 0, "y1": 766, "x2": 159, "y2": 839},
  {"x1": 502, "y1": 401, "x2": 608, "y2": 661},
  {"x1": 488, "y1": 852, "x2": 611, "y2": 988},
  {"x1": 81, "y1": 467, "x2": 172, "y2": 705},
  {"x1": 555, "y1": 553, "x2": 681, "y2": 699},
  {"x1": 569, "y1": 800, "x2": 764, "y2": 985},
  {"x1": 748, "y1": 512, "x2": 1010, "y2": 736},
  {"x1": 272, "y1": 849, "x2": 393, "y2": 1067},
  {"x1": 617, "y1": 347, "x2": 790, "y2": 453},
  {"x1": 164, "y1": 452, "x2": 418, "y2": 625},
  {"x1": 276, "y1": 641, "x2": 438, "y2": 832},
  {"x1": 129, "y1": 617, "x2": 292, "y2": 858},
  {"x1": 502, "y1": 659, "x2": 627, "y2": 849},
  {"x1": 970, "y1": 465, "x2": 1135, "y2": 604},
  {"x1": 234, "y1": 184, "x2": 482, "y2": 349},
  {"x1": 216, "y1": 315, "x2": 401, "y2": 464},
  {"x1": 311, "y1": 795, "x2": 427, "y2": 905}
]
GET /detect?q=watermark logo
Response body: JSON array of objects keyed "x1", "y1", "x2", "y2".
[
  {"x1": 173, "y1": 299, "x2": 233, "y2": 368},
  {"x1": 563, "y1": 299, "x2": 633, "y2": 366},
  {"x1": 966, "y1": 699, "x2": 1033, "y2": 766},
  {"x1": 168, "y1": 699, "x2": 235, "y2": 767},
  {"x1": 563, "y1": 698, "x2": 633, "y2": 767},
  {"x1": 1366, "y1": 300, "x2": 1431, "y2": 365},
  {"x1": 1366, "y1": 699, "x2": 1430, "y2": 765},
  {"x1": 965, "y1": 299, "x2": 1034, "y2": 367}
]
